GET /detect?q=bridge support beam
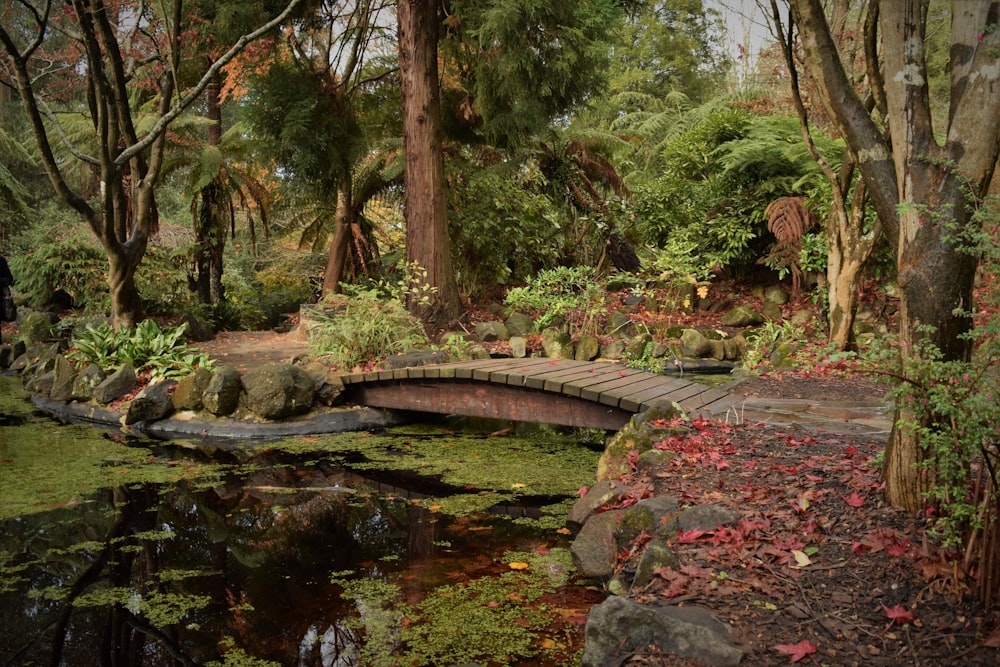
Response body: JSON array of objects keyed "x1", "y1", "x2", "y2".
[{"x1": 343, "y1": 379, "x2": 633, "y2": 431}]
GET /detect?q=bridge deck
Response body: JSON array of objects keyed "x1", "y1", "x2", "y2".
[{"x1": 341, "y1": 358, "x2": 740, "y2": 430}]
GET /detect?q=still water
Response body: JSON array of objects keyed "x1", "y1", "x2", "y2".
[{"x1": 0, "y1": 375, "x2": 605, "y2": 666}]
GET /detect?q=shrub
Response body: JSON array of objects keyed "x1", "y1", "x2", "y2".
[
  {"x1": 67, "y1": 319, "x2": 214, "y2": 381},
  {"x1": 305, "y1": 289, "x2": 428, "y2": 370},
  {"x1": 503, "y1": 266, "x2": 604, "y2": 332}
]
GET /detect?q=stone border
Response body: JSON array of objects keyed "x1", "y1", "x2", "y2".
[{"x1": 30, "y1": 394, "x2": 413, "y2": 441}]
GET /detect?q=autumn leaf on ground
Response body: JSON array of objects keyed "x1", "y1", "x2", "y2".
[
  {"x1": 677, "y1": 527, "x2": 709, "y2": 543},
  {"x1": 842, "y1": 490, "x2": 866, "y2": 507},
  {"x1": 882, "y1": 603, "x2": 917, "y2": 625},
  {"x1": 773, "y1": 639, "x2": 817, "y2": 663}
]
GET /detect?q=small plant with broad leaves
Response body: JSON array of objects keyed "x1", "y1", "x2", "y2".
[
  {"x1": 67, "y1": 320, "x2": 214, "y2": 381},
  {"x1": 504, "y1": 266, "x2": 604, "y2": 332}
]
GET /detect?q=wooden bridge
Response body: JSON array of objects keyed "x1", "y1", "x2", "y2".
[{"x1": 340, "y1": 358, "x2": 740, "y2": 430}]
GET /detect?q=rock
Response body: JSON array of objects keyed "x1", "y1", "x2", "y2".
[
  {"x1": 181, "y1": 313, "x2": 215, "y2": 342},
  {"x1": 504, "y1": 312, "x2": 534, "y2": 337},
  {"x1": 666, "y1": 504, "x2": 739, "y2": 535},
  {"x1": 202, "y1": 366, "x2": 243, "y2": 416},
  {"x1": 383, "y1": 350, "x2": 450, "y2": 369},
  {"x1": 632, "y1": 539, "x2": 680, "y2": 589},
  {"x1": 72, "y1": 364, "x2": 106, "y2": 401},
  {"x1": 49, "y1": 355, "x2": 78, "y2": 402},
  {"x1": 242, "y1": 363, "x2": 316, "y2": 420},
  {"x1": 509, "y1": 336, "x2": 527, "y2": 359},
  {"x1": 761, "y1": 300, "x2": 783, "y2": 321},
  {"x1": 567, "y1": 480, "x2": 619, "y2": 530},
  {"x1": 172, "y1": 367, "x2": 213, "y2": 411},
  {"x1": 125, "y1": 380, "x2": 175, "y2": 424},
  {"x1": 0, "y1": 345, "x2": 14, "y2": 369},
  {"x1": 575, "y1": 334, "x2": 600, "y2": 361},
  {"x1": 92, "y1": 364, "x2": 137, "y2": 405},
  {"x1": 475, "y1": 320, "x2": 509, "y2": 342},
  {"x1": 790, "y1": 308, "x2": 814, "y2": 327},
  {"x1": 708, "y1": 339, "x2": 726, "y2": 361},
  {"x1": 598, "y1": 402, "x2": 686, "y2": 480},
  {"x1": 764, "y1": 284, "x2": 790, "y2": 305},
  {"x1": 635, "y1": 448, "x2": 671, "y2": 471},
  {"x1": 571, "y1": 509, "x2": 626, "y2": 578},
  {"x1": 541, "y1": 327, "x2": 574, "y2": 359},
  {"x1": 605, "y1": 311, "x2": 634, "y2": 337},
  {"x1": 680, "y1": 328, "x2": 712, "y2": 357},
  {"x1": 598, "y1": 339, "x2": 626, "y2": 360},
  {"x1": 16, "y1": 312, "x2": 55, "y2": 344},
  {"x1": 637, "y1": 495, "x2": 680, "y2": 528},
  {"x1": 581, "y1": 596, "x2": 743, "y2": 667},
  {"x1": 304, "y1": 364, "x2": 346, "y2": 406},
  {"x1": 722, "y1": 339, "x2": 741, "y2": 361},
  {"x1": 720, "y1": 305, "x2": 765, "y2": 327},
  {"x1": 624, "y1": 333, "x2": 652, "y2": 359}
]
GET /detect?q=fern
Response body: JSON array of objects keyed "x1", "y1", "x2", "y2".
[{"x1": 761, "y1": 196, "x2": 815, "y2": 294}]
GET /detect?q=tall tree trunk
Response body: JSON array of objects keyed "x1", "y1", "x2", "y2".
[
  {"x1": 195, "y1": 63, "x2": 227, "y2": 305},
  {"x1": 321, "y1": 179, "x2": 352, "y2": 297},
  {"x1": 826, "y1": 185, "x2": 879, "y2": 349},
  {"x1": 397, "y1": 0, "x2": 461, "y2": 326}
]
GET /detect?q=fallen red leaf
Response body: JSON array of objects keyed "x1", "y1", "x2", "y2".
[
  {"x1": 842, "y1": 491, "x2": 866, "y2": 507},
  {"x1": 882, "y1": 603, "x2": 917, "y2": 625},
  {"x1": 773, "y1": 639, "x2": 817, "y2": 663},
  {"x1": 677, "y1": 528, "x2": 709, "y2": 543}
]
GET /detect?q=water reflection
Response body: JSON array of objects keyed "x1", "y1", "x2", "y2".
[{"x1": 0, "y1": 377, "x2": 599, "y2": 665}]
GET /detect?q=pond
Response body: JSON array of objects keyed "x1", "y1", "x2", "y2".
[{"x1": 0, "y1": 375, "x2": 607, "y2": 666}]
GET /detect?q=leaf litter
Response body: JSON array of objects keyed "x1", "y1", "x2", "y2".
[{"x1": 605, "y1": 416, "x2": 1000, "y2": 666}]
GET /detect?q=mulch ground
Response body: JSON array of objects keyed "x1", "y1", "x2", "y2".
[{"x1": 604, "y1": 373, "x2": 1000, "y2": 666}]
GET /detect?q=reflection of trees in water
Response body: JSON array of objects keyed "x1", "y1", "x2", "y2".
[{"x1": 1, "y1": 446, "x2": 555, "y2": 666}]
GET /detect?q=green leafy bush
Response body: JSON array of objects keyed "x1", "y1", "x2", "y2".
[
  {"x1": 67, "y1": 320, "x2": 214, "y2": 380},
  {"x1": 503, "y1": 266, "x2": 604, "y2": 331},
  {"x1": 447, "y1": 158, "x2": 564, "y2": 297},
  {"x1": 306, "y1": 289, "x2": 429, "y2": 370}
]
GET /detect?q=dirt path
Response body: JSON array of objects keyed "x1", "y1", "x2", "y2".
[{"x1": 192, "y1": 330, "x2": 309, "y2": 372}]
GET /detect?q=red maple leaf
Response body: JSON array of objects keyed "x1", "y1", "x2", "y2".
[
  {"x1": 676, "y1": 528, "x2": 709, "y2": 543},
  {"x1": 773, "y1": 639, "x2": 818, "y2": 663},
  {"x1": 842, "y1": 491, "x2": 866, "y2": 507},
  {"x1": 882, "y1": 603, "x2": 917, "y2": 625}
]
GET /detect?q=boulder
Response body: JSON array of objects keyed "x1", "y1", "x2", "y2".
[
  {"x1": 72, "y1": 364, "x2": 106, "y2": 401},
  {"x1": 49, "y1": 355, "x2": 78, "y2": 402},
  {"x1": 575, "y1": 334, "x2": 600, "y2": 361},
  {"x1": 720, "y1": 305, "x2": 765, "y2": 327},
  {"x1": 571, "y1": 509, "x2": 627, "y2": 578},
  {"x1": 509, "y1": 336, "x2": 527, "y2": 359},
  {"x1": 598, "y1": 339, "x2": 626, "y2": 360},
  {"x1": 624, "y1": 333, "x2": 652, "y2": 359},
  {"x1": 581, "y1": 596, "x2": 743, "y2": 667},
  {"x1": 475, "y1": 320, "x2": 509, "y2": 342},
  {"x1": 679, "y1": 328, "x2": 712, "y2": 358},
  {"x1": 541, "y1": 327, "x2": 574, "y2": 359},
  {"x1": 504, "y1": 311, "x2": 534, "y2": 337},
  {"x1": 567, "y1": 480, "x2": 620, "y2": 530},
  {"x1": 16, "y1": 312, "x2": 55, "y2": 344},
  {"x1": 242, "y1": 363, "x2": 316, "y2": 420},
  {"x1": 125, "y1": 380, "x2": 175, "y2": 424},
  {"x1": 171, "y1": 367, "x2": 213, "y2": 411},
  {"x1": 202, "y1": 366, "x2": 243, "y2": 416},
  {"x1": 764, "y1": 284, "x2": 790, "y2": 305},
  {"x1": 304, "y1": 363, "x2": 346, "y2": 406},
  {"x1": 92, "y1": 364, "x2": 137, "y2": 405}
]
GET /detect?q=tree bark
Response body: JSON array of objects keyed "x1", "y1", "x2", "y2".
[
  {"x1": 321, "y1": 179, "x2": 353, "y2": 297},
  {"x1": 789, "y1": 0, "x2": 1000, "y2": 511},
  {"x1": 397, "y1": 0, "x2": 461, "y2": 326}
]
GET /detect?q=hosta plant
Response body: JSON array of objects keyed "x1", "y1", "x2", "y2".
[{"x1": 67, "y1": 320, "x2": 214, "y2": 381}]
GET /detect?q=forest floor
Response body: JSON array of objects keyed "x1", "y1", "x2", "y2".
[{"x1": 191, "y1": 279, "x2": 1000, "y2": 665}]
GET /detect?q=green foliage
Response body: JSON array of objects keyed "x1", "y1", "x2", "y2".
[
  {"x1": 442, "y1": 0, "x2": 623, "y2": 147},
  {"x1": 447, "y1": 157, "x2": 564, "y2": 296},
  {"x1": 67, "y1": 320, "x2": 214, "y2": 380},
  {"x1": 742, "y1": 320, "x2": 805, "y2": 371},
  {"x1": 503, "y1": 266, "x2": 604, "y2": 331},
  {"x1": 306, "y1": 289, "x2": 429, "y2": 371},
  {"x1": 7, "y1": 214, "x2": 108, "y2": 310}
]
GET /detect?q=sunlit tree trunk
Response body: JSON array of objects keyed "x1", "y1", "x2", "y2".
[{"x1": 397, "y1": 0, "x2": 461, "y2": 326}]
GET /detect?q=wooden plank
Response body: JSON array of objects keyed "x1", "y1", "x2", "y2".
[
  {"x1": 471, "y1": 358, "x2": 563, "y2": 386},
  {"x1": 598, "y1": 374, "x2": 675, "y2": 409},
  {"x1": 579, "y1": 373, "x2": 653, "y2": 404},
  {"x1": 497, "y1": 359, "x2": 583, "y2": 387},
  {"x1": 525, "y1": 362, "x2": 624, "y2": 390},
  {"x1": 625, "y1": 379, "x2": 702, "y2": 411},
  {"x1": 560, "y1": 365, "x2": 643, "y2": 396},
  {"x1": 541, "y1": 365, "x2": 630, "y2": 393}
]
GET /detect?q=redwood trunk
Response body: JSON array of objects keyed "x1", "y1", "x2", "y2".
[{"x1": 397, "y1": 0, "x2": 461, "y2": 326}]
